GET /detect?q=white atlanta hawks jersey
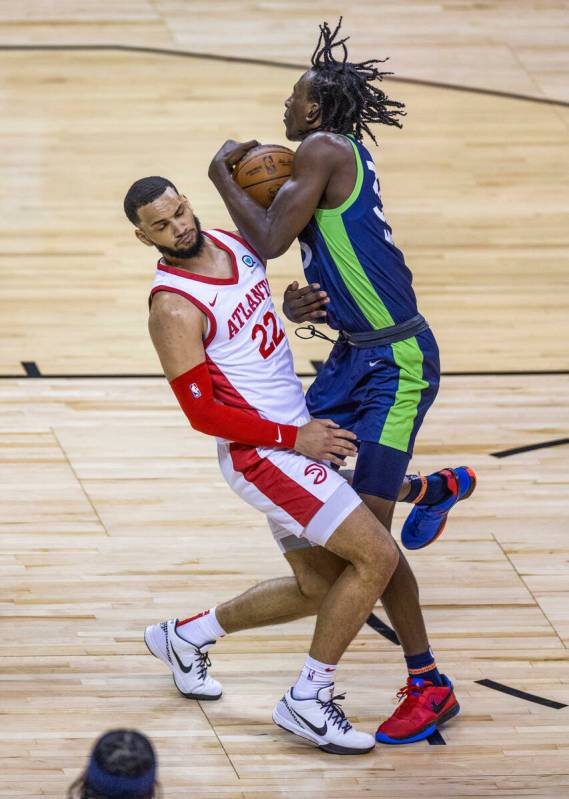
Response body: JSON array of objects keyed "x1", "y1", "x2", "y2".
[{"x1": 150, "y1": 229, "x2": 309, "y2": 430}]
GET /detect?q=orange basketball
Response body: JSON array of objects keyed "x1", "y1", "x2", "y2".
[{"x1": 233, "y1": 144, "x2": 295, "y2": 208}]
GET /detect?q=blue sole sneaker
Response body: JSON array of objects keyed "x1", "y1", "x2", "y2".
[{"x1": 401, "y1": 467, "x2": 477, "y2": 550}]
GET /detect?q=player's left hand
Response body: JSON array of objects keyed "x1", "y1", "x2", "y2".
[
  {"x1": 283, "y1": 281, "x2": 330, "y2": 323},
  {"x1": 209, "y1": 140, "x2": 260, "y2": 177}
]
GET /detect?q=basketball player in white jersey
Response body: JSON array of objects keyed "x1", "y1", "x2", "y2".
[{"x1": 124, "y1": 174, "x2": 400, "y2": 755}]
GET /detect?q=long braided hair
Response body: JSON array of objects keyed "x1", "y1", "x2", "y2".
[{"x1": 309, "y1": 17, "x2": 405, "y2": 144}]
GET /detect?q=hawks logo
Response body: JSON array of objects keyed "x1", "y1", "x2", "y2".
[{"x1": 304, "y1": 463, "x2": 328, "y2": 485}]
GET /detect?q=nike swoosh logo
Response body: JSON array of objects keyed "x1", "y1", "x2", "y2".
[
  {"x1": 369, "y1": 359, "x2": 381, "y2": 367},
  {"x1": 171, "y1": 644, "x2": 193, "y2": 674},
  {"x1": 293, "y1": 710, "x2": 327, "y2": 737},
  {"x1": 275, "y1": 426, "x2": 282, "y2": 444},
  {"x1": 431, "y1": 689, "x2": 452, "y2": 715},
  {"x1": 209, "y1": 295, "x2": 218, "y2": 307}
]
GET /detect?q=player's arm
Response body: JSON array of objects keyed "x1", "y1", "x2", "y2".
[
  {"x1": 148, "y1": 292, "x2": 357, "y2": 464},
  {"x1": 208, "y1": 134, "x2": 337, "y2": 261}
]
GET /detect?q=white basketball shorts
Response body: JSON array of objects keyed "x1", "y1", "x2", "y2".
[{"x1": 217, "y1": 441, "x2": 362, "y2": 554}]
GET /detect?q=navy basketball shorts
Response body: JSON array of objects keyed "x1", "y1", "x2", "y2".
[{"x1": 305, "y1": 328, "x2": 441, "y2": 501}]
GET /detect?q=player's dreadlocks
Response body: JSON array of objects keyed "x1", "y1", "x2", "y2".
[{"x1": 310, "y1": 18, "x2": 405, "y2": 144}]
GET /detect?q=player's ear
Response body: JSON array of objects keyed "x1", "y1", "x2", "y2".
[
  {"x1": 135, "y1": 227, "x2": 154, "y2": 247},
  {"x1": 180, "y1": 194, "x2": 194, "y2": 214},
  {"x1": 306, "y1": 102, "x2": 321, "y2": 126}
]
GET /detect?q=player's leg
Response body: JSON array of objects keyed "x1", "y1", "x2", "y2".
[
  {"x1": 144, "y1": 557, "x2": 339, "y2": 703},
  {"x1": 305, "y1": 502, "x2": 398, "y2": 661},
  {"x1": 308, "y1": 334, "x2": 460, "y2": 742},
  {"x1": 393, "y1": 330, "x2": 476, "y2": 548},
  {"x1": 272, "y1": 488, "x2": 399, "y2": 754},
  {"x1": 328, "y1": 474, "x2": 432, "y2": 654},
  {"x1": 215, "y1": 544, "x2": 347, "y2": 632},
  {"x1": 349, "y1": 335, "x2": 460, "y2": 742},
  {"x1": 215, "y1": 574, "x2": 326, "y2": 632},
  {"x1": 358, "y1": 492, "x2": 430, "y2": 653}
]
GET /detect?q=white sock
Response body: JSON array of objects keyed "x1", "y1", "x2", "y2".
[
  {"x1": 175, "y1": 607, "x2": 226, "y2": 647},
  {"x1": 292, "y1": 655, "x2": 337, "y2": 699}
]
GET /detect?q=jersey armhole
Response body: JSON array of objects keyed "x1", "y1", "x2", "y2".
[{"x1": 149, "y1": 286, "x2": 217, "y2": 348}]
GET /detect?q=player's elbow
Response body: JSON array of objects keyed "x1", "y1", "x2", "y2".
[{"x1": 263, "y1": 237, "x2": 293, "y2": 260}]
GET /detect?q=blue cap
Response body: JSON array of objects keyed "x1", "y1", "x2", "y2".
[{"x1": 85, "y1": 733, "x2": 156, "y2": 797}]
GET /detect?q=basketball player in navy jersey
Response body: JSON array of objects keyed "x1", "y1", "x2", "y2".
[{"x1": 208, "y1": 19, "x2": 474, "y2": 745}]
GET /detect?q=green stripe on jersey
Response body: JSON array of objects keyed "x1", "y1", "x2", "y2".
[
  {"x1": 379, "y1": 337, "x2": 429, "y2": 452},
  {"x1": 314, "y1": 137, "x2": 394, "y2": 330}
]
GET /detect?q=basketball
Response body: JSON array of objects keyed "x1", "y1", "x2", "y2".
[{"x1": 233, "y1": 144, "x2": 295, "y2": 208}]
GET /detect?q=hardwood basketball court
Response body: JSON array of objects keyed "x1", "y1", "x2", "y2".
[{"x1": 1, "y1": 4, "x2": 568, "y2": 797}]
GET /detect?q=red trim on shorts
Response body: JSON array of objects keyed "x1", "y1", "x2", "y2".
[
  {"x1": 150, "y1": 286, "x2": 217, "y2": 347},
  {"x1": 214, "y1": 229, "x2": 265, "y2": 267},
  {"x1": 230, "y1": 443, "x2": 323, "y2": 526}
]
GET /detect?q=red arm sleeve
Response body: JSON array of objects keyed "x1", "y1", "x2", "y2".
[{"x1": 170, "y1": 362, "x2": 298, "y2": 449}]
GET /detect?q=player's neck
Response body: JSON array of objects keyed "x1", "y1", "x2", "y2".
[{"x1": 162, "y1": 236, "x2": 231, "y2": 278}]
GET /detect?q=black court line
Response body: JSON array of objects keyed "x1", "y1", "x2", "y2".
[
  {"x1": 427, "y1": 730, "x2": 446, "y2": 745},
  {"x1": 310, "y1": 360, "x2": 324, "y2": 374},
  {"x1": 366, "y1": 613, "x2": 400, "y2": 645},
  {"x1": 442, "y1": 370, "x2": 569, "y2": 377},
  {"x1": 476, "y1": 679, "x2": 567, "y2": 709},
  {"x1": 1, "y1": 369, "x2": 568, "y2": 380},
  {"x1": 20, "y1": 361, "x2": 42, "y2": 377},
  {"x1": 491, "y1": 438, "x2": 569, "y2": 458},
  {"x1": 1, "y1": 43, "x2": 568, "y2": 109}
]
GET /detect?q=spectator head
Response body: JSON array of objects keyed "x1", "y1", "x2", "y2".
[{"x1": 67, "y1": 729, "x2": 160, "y2": 799}]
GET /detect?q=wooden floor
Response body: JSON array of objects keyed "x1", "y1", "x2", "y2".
[
  {"x1": 1, "y1": 3, "x2": 569, "y2": 797},
  {"x1": 2, "y1": 375, "x2": 569, "y2": 797},
  {"x1": 0, "y1": 49, "x2": 567, "y2": 375}
]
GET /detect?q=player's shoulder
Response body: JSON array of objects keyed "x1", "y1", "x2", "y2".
[
  {"x1": 296, "y1": 131, "x2": 354, "y2": 161},
  {"x1": 149, "y1": 290, "x2": 204, "y2": 327}
]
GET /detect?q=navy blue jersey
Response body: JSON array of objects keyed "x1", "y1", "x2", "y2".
[{"x1": 299, "y1": 134, "x2": 419, "y2": 332}]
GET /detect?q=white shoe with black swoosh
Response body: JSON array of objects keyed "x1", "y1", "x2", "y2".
[
  {"x1": 144, "y1": 619, "x2": 222, "y2": 700},
  {"x1": 272, "y1": 684, "x2": 375, "y2": 755}
]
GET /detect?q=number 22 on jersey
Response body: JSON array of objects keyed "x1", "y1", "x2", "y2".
[{"x1": 252, "y1": 311, "x2": 285, "y2": 359}]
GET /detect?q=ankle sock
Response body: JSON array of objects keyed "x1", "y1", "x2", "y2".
[
  {"x1": 405, "y1": 648, "x2": 442, "y2": 686},
  {"x1": 175, "y1": 608, "x2": 226, "y2": 647},
  {"x1": 293, "y1": 655, "x2": 336, "y2": 699},
  {"x1": 404, "y1": 472, "x2": 453, "y2": 506}
]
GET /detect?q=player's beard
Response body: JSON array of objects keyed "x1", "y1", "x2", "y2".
[{"x1": 156, "y1": 216, "x2": 205, "y2": 260}]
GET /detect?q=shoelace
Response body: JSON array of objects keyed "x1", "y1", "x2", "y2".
[
  {"x1": 392, "y1": 681, "x2": 429, "y2": 718},
  {"x1": 196, "y1": 651, "x2": 212, "y2": 681},
  {"x1": 319, "y1": 692, "x2": 352, "y2": 734}
]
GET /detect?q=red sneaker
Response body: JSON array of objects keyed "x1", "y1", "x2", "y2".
[{"x1": 375, "y1": 675, "x2": 460, "y2": 744}]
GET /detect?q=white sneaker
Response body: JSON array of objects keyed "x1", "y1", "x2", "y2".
[
  {"x1": 272, "y1": 684, "x2": 375, "y2": 755},
  {"x1": 144, "y1": 619, "x2": 222, "y2": 700}
]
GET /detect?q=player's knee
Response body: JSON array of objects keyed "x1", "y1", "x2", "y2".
[
  {"x1": 294, "y1": 568, "x2": 331, "y2": 608},
  {"x1": 357, "y1": 529, "x2": 399, "y2": 591}
]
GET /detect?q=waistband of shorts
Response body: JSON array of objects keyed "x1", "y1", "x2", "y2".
[{"x1": 339, "y1": 314, "x2": 429, "y2": 348}]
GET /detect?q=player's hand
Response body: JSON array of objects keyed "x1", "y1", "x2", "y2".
[
  {"x1": 283, "y1": 281, "x2": 330, "y2": 323},
  {"x1": 294, "y1": 419, "x2": 357, "y2": 467},
  {"x1": 209, "y1": 139, "x2": 260, "y2": 177}
]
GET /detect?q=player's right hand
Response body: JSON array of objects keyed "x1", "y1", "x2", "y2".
[
  {"x1": 283, "y1": 281, "x2": 330, "y2": 323},
  {"x1": 294, "y1": 419, "x2": 357, "y2": 467}
]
